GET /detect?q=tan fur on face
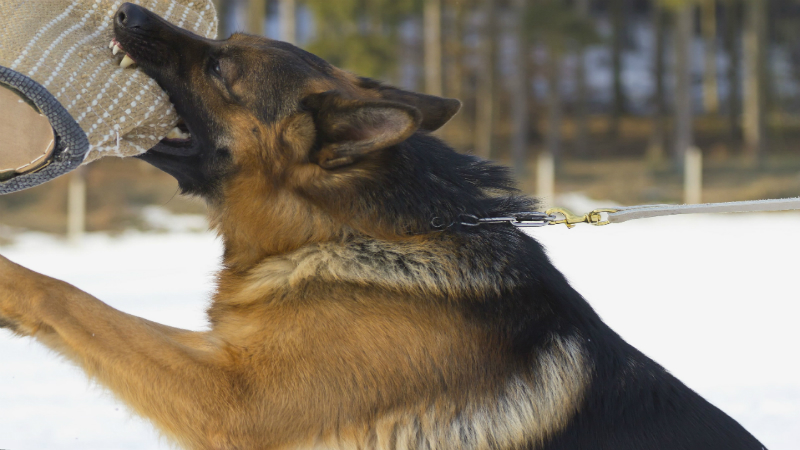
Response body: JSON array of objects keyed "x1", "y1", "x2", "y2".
[{"x1": 207, "y1": 112, "x2": 349, "y2": 271}]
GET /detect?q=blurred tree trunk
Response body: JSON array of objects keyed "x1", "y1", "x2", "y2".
[
  {"x1": 212, "y1": 0, "x2": 230, "y2": 39},
  {"x1": 546, "y1": 49, "x2": 563, "y2": 164},
  {"x1": 724, "y1": 0, "x2": 741, "y2": 140},
  {"x1": 526, "y1": 36, "x2": 541, "y2": 147},
  {"x1": 280, "y1": 0, "x2": 296, "y2": 44},
  {"x1": 609, "y1": 0, "x2": 626, "y2": 138},
  {"x1": 246, "y1": 0, "x2": 266, "y2": 36},
  {"x1": 443, "y1": 0, "x2": 467, "y2": 145},
  {"x1": 424, "y1": 0, "x2": 443, "y2": 97},
  {"x1": 702, "y1": 0, "x2": 720, "y2": 114},
  {"x1": 509, "y1": 0, "x2": 529, "y2": 175},
  {"x1": 648, "y1": 2, "x2": 667, "y2": 165},
  {"x1": 743, "y1": 0, "x2": 766, "y2": 161},
  {"x1": 474, "y1": 0, "x2": 496, "y2": 159},
  {"x1": 674, "y1": 4, "x2": 694, "y2": 165},
  {"x1": 575, "y1": 0, "x2": 590, "y2": 158}
]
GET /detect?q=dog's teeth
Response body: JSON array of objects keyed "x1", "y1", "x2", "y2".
[
  {"x1": 165, "y1": 126, "x2": 191, "y2": 140},
  {"x1": 112, "y1": 44, "x2": 121, "y2": 55},
  {"x1": 108, "y1": 40, "x2": 114, "y2": 49},
  {"x1": 165, "y1": 127, "x2": 182, "y2": 139},
  {"x1": 119, "y1": 54, "x2": 135, "y2": 68}
]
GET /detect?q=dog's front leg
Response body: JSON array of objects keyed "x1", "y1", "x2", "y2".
[{"x1": 0, "y1": 254, "x2": 236, "y2": 449}]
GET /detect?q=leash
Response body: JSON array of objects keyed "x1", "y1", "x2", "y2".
[{"x1": 459, "y1": 197, "x2": 800, "y2": 229}]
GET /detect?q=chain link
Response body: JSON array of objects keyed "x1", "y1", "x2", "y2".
[
  {"x1": 429, "y1": 212, "x2": 556, "y2": 228},
  {"x1": 432, "y1": 209, "x2": 617, "y2": 230}
]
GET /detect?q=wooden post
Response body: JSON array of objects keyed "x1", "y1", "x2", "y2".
[
  {"x1": 536, "y1": 151, "x2": 555, "y2": 209},
  {"x1": 424, "y1": 0, "x2": 443, "y2": 97},
  {"x1": 684, "y1": 147, "x2": 703, "y2": 204},
  {"x1": 67, "y1": 167, "x2": 86, "y2": 244},
  {"x1": 280, "y1": 0, "x2": 296, "y2": 44}
]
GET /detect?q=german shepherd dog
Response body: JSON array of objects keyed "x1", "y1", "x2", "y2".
[{"x1": 0, "y1": 3, "x2": 766, "y2": 449}]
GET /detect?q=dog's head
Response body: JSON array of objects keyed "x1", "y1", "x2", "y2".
[
  {"x1": 113, "y1": 3, "x2": 460, "y2": 197},
  {"x1": 113, "y1": 3, "x2": 533, "y2": 268}
]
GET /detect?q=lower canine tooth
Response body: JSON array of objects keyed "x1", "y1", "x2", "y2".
[
  {"x1": 165, "y1": 127, "x2": 191, "y2": 140},
  {"x1": 165, "y1": 127, "x2": 181, "y2": 139},
  {"x1": 119, "y1": 55, "x2": 135, "y2": 68}
]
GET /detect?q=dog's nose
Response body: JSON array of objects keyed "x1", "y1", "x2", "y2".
[{"x1": 115, "y1": 3, "x2": 151, "y2": 29}]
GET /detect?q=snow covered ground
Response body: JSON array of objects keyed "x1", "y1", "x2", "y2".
[{"x1": 0, "y1": 210, "x2": 798, "y2": 449}]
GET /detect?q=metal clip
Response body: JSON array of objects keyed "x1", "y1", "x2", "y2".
[
  {"x1": 504, "y1": 212, "x2": 556, "y2": 227},
  {"x1": 457, "y1": 214, "x2": 481, "y2": 226},
  {"x1": 480, "y1": 212, "x2": 554, "y2": 227},
  {"x1": 545, "y1": 207, "x2": 618, "y2": 229}
]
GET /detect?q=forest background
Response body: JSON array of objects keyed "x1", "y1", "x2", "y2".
[{"x1": 2, "y1": 0, "x2": 799, "y2": 234}]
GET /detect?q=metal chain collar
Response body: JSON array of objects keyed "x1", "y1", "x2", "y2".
[
  {"x1": 439, "y1": 197, "x2": 800, "y2": 230},
  {"x1": 432, "y1": 208, "x2": 616, "y2": 230}
]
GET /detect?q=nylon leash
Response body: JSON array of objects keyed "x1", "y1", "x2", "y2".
[{"x1": 461, "y1": 197, "x2": 800, "y2": 229}]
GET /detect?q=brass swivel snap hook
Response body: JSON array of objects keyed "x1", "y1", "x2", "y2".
[{"x1": 545, "y1": 207, "x2": 618, "y2": 229}]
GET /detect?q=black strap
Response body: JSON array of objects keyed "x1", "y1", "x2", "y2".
[{"x1": 0, "y1": 66, "x2": 89, "y2": 194}]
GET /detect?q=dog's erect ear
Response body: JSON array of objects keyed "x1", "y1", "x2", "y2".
[
  {"x1": 376, "y1": 89, "x2": 461, "y2": 132},
  {"x1": 302, "y1": 91, "x2": 422, "y2": 169},
  {"x1": 359, "y1": 78, "x2": 461, "y2": 132}
]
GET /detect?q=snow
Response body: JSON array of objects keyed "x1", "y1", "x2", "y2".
[
  {"x1": 1, "y1": 210, "x2": 799, "y2": 449},
  {"x1": 532, "y1": 209, "x2": 800, "y2": 449}
]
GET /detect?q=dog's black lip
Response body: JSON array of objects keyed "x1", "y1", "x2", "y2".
[
  {"x1": 138, "y1": 116, "x2": 198, "y2": 156},
  {"x1": 150, "y1": 120, "x2": 201, "y2": 157},
  {"x1": 113, "y1": 14, "x2": 174, "y2": 69},
  {"x1": 148, "y1": 141, "x2": 199, "y2": 156},
  {"x1": 113, "y1": 32, "x2": 158, "y2": 68}
]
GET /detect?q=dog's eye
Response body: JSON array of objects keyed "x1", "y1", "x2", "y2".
[{"x1": 211, "y1": 59, "x2": 222, "y2": 77}]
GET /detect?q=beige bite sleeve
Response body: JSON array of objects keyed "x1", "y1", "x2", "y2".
[{"x1": 0, "y1": 0, "x2": 217, "y2": 162}]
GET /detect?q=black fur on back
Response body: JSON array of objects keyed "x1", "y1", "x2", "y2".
[
  {"x1": 318, "y1": 133, "x2": 538, "y2": 237},
  {"x1": 346, "y1": 132, "x2": 767, "y2": 450}
]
